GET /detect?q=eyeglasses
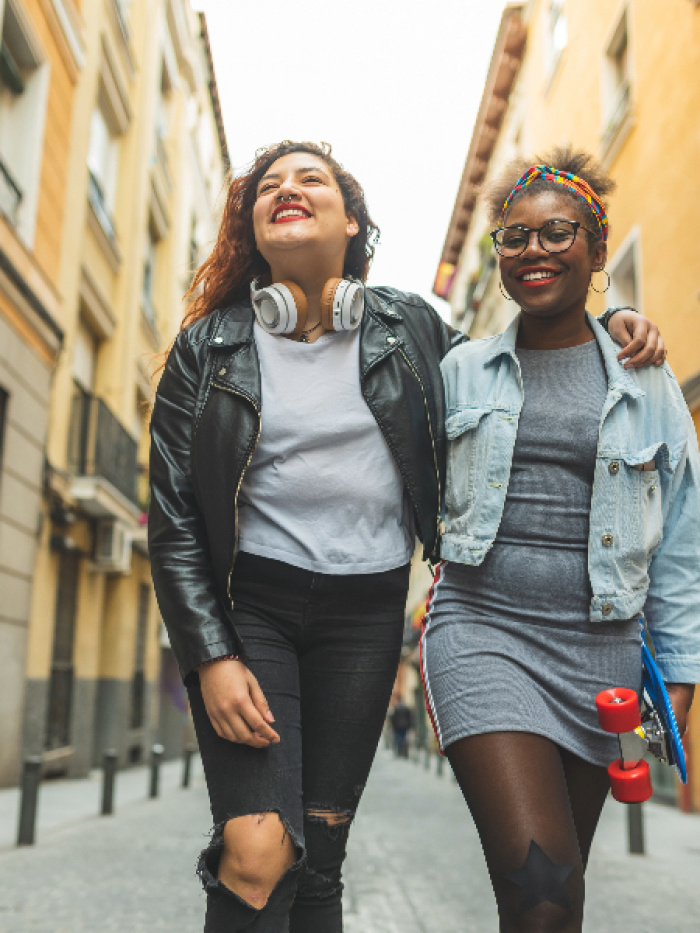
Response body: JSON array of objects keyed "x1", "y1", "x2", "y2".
[{"x1": 490, "y1": 220, "x2": 597, "y2": 258}]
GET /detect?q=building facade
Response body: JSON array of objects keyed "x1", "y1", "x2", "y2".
[
  {"x1": 434, "y1": 0, "x2": 700, "y2": 809},
  {"x1": 0, "y1": 0, "x2": 81, "y2": 787},
  {"x1": 0, "y1": 0, "x2": 227, "y2": 787}
]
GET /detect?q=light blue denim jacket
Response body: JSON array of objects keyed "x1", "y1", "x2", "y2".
[{"x1": 440, "y1": 313, "x2": 700, "y2": 684}]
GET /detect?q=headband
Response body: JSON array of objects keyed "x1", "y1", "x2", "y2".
[{"x1": 500, "y1": 165, "x2": 608, "y2": 241}]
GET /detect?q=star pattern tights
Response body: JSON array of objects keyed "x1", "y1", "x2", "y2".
[{"x1": 446, "y1": 732, "x2": 611, "y2": 933}]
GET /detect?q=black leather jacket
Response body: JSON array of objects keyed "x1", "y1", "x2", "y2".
[{"x1": 149, "y1": 286, "x2": 464, "y2": 679}]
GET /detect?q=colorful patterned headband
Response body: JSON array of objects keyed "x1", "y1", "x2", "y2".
[{"x1": 501, "y1": 165, "x2": 608, "y2": 241}]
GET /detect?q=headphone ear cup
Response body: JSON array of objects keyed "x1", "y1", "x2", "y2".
[
  {"x1": 320, "y1": 279, "x2": 341, "y2": 331},
  {"x1": 278, "y1": 281, "x2": 308, "y2": 337}
]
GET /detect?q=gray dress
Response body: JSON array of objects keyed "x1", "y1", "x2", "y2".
[{"x1": 422, "y1": 339, "x2": 642, "y2": 766}]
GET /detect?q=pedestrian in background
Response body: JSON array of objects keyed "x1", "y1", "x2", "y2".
[
  {"x1": 390, "y1": 700, "x2": 413, "y2": 758},
  {"x1": 421, "y1": 147, "x2": 700, "y2": 933},
  {"x1": 149, "y1": 138, "x2": 662, "y2": 933}
]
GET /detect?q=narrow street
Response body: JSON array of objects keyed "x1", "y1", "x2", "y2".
[{"x1": 1, "y1": 748, "x2": 699, "y2": 932}]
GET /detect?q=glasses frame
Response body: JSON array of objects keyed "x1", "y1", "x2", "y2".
[{"x1": 489, "y1": 219, "x2": 598, "y2": 258}]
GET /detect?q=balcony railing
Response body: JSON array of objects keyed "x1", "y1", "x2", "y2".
[
  {"x1": 0, "y1": 155, "x2": 22, "y2": 225},
  {"x1": 67, "y1": 388, "x2": 139, "y2": 506}
]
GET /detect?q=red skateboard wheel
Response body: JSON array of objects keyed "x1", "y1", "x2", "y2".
[
  {"x1": 608, "y1": 758, "x2": 653, "y2": 803},
  {"x1": 596, "y1": 688, "x2": 641, "y2": 733}
]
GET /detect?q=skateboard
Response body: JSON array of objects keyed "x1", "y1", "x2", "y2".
[{"x1": 595, "y1": 618, "x2": 687, "y2": 803}]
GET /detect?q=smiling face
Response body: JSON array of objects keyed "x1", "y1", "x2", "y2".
[
  {"x1": 252, "y1": 152, "x2": 359, "y2": 281},
  {"x1": 499, "y1": 189, "x2": 606, "y2": 324}
]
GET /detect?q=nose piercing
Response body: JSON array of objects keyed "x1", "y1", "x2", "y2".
[{"x1": 279, "y1": 194, "x2": 294, "y2": 202}]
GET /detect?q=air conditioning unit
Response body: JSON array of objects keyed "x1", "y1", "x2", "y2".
[{"x1": 94, "y1": 519, "x2": 132, "y2": 574}]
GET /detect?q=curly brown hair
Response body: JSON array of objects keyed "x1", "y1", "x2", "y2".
[
  {"x1": 484, "y1": 145, "x2": 616, "y2": 250},
  {"x1": 182, "y1": 140, "x2": 380, "y2": 330}
]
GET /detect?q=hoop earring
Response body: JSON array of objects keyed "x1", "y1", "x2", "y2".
[
  {"x1": 499, "y1": 280, "x2": 514, "y2": 301},
  {"x1": 590, "y1": 269, "x2": 611, "y2": 294}
]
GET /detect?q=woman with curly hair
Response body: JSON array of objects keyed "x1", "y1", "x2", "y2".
[
  {"x1": 148, "y1": 140, "x2": 662, "y2": 933},
  {"x1": 421, "y1": 147, "x2": 699, "y2": 932}
]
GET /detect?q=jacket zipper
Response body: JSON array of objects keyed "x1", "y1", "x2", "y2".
[
  {"x1": 397, "y1": 346, "x2": 443, "y2": 553},
  {"x1": 212, "y1": 382, "x2": 261, "y2": 614}
]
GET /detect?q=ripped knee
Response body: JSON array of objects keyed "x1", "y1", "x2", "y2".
[
  {"x1": 305, "y1": 805, "x2": 354, "y2": 838},
  {"x1": 296, "y1": 804, "x2": 355, "y2": 903},
  {"x1": 201, "y1": 812, "x2": 300, "y2": 910}
]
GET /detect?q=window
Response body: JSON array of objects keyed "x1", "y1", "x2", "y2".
[
  {"x1": 87, "y1": 103, "x2": 120, "y2": 241},
  {"x1": 113, "y1": 0, "x2": 131, "y2": 41},
  {"x1": 0, "y1": 1, "x2": 48, "y2": 244},
  {"x1": 601, "y1": 6, "x2": 633, "y2": 159},
  {"x1": 67, "y1": 319, "x2": 98, "y2": 475},
  {"x1": 141, "y1": 223, "x2": 158, "y2": 329},
  {"x1": 608, "y1": 227, "x2": 642, "y2": 316},
  {"x1": 545, "y1": 0, "x2": 567, "y2": 78}
]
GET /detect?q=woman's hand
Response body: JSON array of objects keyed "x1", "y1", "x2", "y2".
[
  {"x1": 607, "y1": 309, "x2": 667, "y2": 369},
  {"x1": 666, "y1": 683, "x2": 695, "y2": 737},
  {"x1": 199, "y1": 658, "x2": 280, "y2": 748}
]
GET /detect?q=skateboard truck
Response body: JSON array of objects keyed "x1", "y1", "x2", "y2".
[{"x1": 596, "y1": 620, "x2": 687, "y2": 804}]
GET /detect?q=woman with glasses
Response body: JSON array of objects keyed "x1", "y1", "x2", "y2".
[{"x1": 420, "y1": 147, "x2": 700, "y2": 932}]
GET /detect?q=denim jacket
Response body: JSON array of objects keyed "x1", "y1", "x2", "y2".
[{"x1": 440, "y1": 313, "x2": 700, "y2": 684}]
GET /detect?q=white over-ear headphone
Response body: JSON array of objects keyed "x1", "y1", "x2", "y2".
[{"x1": 250, "y1": 278, "x2": 364, "y2": 338}]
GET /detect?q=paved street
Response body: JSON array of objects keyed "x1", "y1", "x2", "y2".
[{"x1": 1, "y1": 748, "x2": 699, "y2": 932}]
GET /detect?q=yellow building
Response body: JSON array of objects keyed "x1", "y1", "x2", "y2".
[
  {"x1": 0, "y1": 0, "x2": 81, "y2": 786},
  {"x1": 435, "y1": 0, "x2": 700, "y2": 810},
  {"x1": 0, "y1": 0, "x2": 228, "y2": 787}
]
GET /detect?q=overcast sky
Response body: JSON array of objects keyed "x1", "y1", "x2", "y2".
[{"x1": 195, "y1": 0, "x2": 508, "y2": 316}]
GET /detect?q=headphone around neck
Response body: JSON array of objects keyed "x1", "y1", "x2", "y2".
[{"x1": 250, "y1": 278, "x2": 364, "y2": 338}]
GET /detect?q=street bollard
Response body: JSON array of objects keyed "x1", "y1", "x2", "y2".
[
  {"x1": 149, "y1": 744, "x2": 165, "y2": 799},
  {"x1": 101, "y1": 749, "x2": 118, "y2": 815},
  {"x1": 17, "y1": 756, "x2": 42, "y2": 846},
  {"x1": 437, "y1": 754, "x2": 444, "y2": 777},
  {"x1": 182, "y1": 744, "x2": 195, "y2": 788},
  {"x1": 627, "y1": 802, "x2": 645, "y2": 855},
  {"x1": 424, "y1": 747, "x2": 431, "y2": 770}
]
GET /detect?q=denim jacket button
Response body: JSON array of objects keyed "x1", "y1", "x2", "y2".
[
  {"x1": 602, "y1": 533, "x2": 613, "y2": 547},
  {"x1": 608, "y1": 461, "x2": 620, "y2": 474},
  {"x1": 602, "y1": 603, "x2": 613, "y2": 616}
]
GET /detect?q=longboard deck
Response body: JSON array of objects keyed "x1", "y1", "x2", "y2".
[{"x1": 640, "y1": 621, "x2": 687, "y2": 784}]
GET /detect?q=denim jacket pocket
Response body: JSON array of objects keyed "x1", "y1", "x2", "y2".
[
  {"x1": 620, "y1": 447, "x2": 666, "y2": 562},
  {"x1": 444, "y1": 407, "x2": 493, "y2": 535}
]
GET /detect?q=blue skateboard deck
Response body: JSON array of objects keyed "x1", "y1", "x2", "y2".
[{"x1": 640, "y1": 619, "x2": 687, "y2": 784}]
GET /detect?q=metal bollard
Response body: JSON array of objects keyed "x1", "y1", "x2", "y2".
[
  {"x1": 181, "y1": 744, "x2": 195, "y2": 788},
  {"x1": 627, "y1": 802, "x2": 645, "y2": 855},
  {"x1": 424, "y1": 747, "x2": 431, "y2": 770},
  {"x1": 101, "y1": 749, "x2": 118, "y2": 815},
  {"x1": 17, "y1": 756, "x2": 42, "y2": 846},
  {"x1": 149, "y1": 744, "x2": 165, "y2": 799}
]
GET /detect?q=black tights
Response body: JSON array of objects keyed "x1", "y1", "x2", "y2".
[{"x1": 447, "y1": 732, "x2": 610, "y2": 933}]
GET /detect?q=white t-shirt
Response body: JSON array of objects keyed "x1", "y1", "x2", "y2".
[{"x1": 237, "y1": 324, "x2": 414, "y2": 574}]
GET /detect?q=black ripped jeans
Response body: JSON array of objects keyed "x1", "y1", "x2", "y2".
[{"x1": 188, "y1": 552, "x2": 410, "y2": 933}]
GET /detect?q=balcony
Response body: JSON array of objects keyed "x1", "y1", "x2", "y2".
[
  {"x1": 67, "y1": 388, "x2": 141, "y2": 523},
  {"x1": 0, "y1": 156, "x2": 22, "y2": 226}
]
